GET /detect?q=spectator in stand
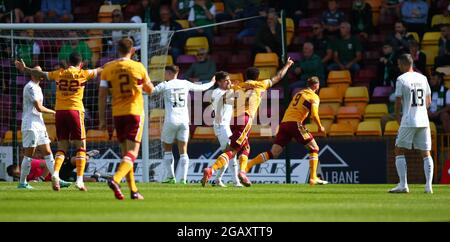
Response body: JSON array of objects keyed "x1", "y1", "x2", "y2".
[
  {"x1": 408, "y1": 39, "x2": 426, "y2": 74},
  {"x1": 387, "y1": 21, "x2": 415, "y2": 54},
  {"x1": 172, "y1": 0, "x2": 194, "y2": 19},
  {"x1": 274, "y1": 1, "x2": 308, "y2": 26},
  {"x1": 322, "y1": 0, "x2": 346, "y2": 37},
  {"x1": 188, "y1": 0, "x2": 216, "y2": 45},
  {"x1": 184, "y1": 48, "x2": 216, "y2": 83},
  {"x1": 11, "y1": 0, "x2": 41, "y2": 23},
  {"x1": 223, "y1": 0, "x2": 253, "y2": 20},
  {"x1": 58, "y1": 30, "x2": 92, "y2": 67},
  {"x1": 253, "y1": 11, "x2": 282, "y2": 58},
  {"x1": 428, "y1": 71, "x2": 450, "y2": 133},
  {"x1": 15, "y1": 30, "x2": 40, "y2": 67},
  {"x1": 140, "y1": 0, "x2": 162, "y2": 29},
  {"x1": 350, "y1": 0, "x2": 373, "y2": 39},
  {"x1": 152, "y1": 5, "x2": 184, "y2": 61},
  {"x1": 236, "y1": 1, "x2": 269, "y2": 40},
  {"x1": 435, "y1": 24, "x2": 450, "y2": 68},
  {"x1": 37, "y1": 0, "x2": 72, "y2": 23},
  {"x1": 290, "y1": 42, "x2": 325, "y2": 89},
  {"x1": 307, "y1": 22, "x2": 334, "y2": 65},
  {"x1": 328, "y1": 22, "x2": 363, "y2": 74},
  {"x1": 381, "y1": 0, "x2": 402, "y2": 20},
  {"x1": 401, "y1": 0, "x2": 429, "y2": 38},
  {"x1": 376, "y1": 42, "x2": 399, "y2": 89}
]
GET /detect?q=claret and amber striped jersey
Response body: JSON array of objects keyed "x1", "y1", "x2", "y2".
[
  {"x1": 231, "y1": 79, "x2": 272, "y2": 118},
  {"x1": 282, "y1": 88, "x2": 322, "y2": 126},
  {"x1": 100, "y1": 58, "x2": 150, "y2": 116},
  {"x1": 45, "y1": 66, "x2": 97, "y2": 111}
]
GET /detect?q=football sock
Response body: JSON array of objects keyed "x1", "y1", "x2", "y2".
[
  {"x1": 246, "y1": 151, "x2": 273, "y2": 173},
  {"x1": 19, "y1": 156, "x2": 32, "y2": 184},
  {"x1": 163, "y1": 151, "x2": 175, "y2": 179},
  {"x1": 239, "y1": 147, "x2": 250, "y2": 172},
  {"x1": 113, "y1": 152, "x2": 135, "y2": 183},
  {"x1": 230, "y1": 156, "x2": 239, "y2": 183},
  {"x1": 53, "y1": 150, "x2": 65, "y2": 178},
  {"x1": 180, "y1": 154, "x2": 189, "y2": 181},
  {"x1": 212, "y1": 151, "x2": 232, "y2": 172},
  {"x1": 309, "y1": 151, "x2": 319, "y2": 180},
  {"x1": 215, "y1": 162, "x2": 228, "y2": 180},
  {"x1": 43, "y1": 154, "x2": 55, "y2": 176},
  {"x1": 395, "y1": 155, "x2": 408, "y2": 187},
  {"x1": 125, "y1": 168, "x2": 138, "y2": 193},
  {"x1": 423, "y1": 156, "x2": 434, "y2": 188},
  {"x1": 75, "y1": 148, "x2": 87, "y2": 184}
]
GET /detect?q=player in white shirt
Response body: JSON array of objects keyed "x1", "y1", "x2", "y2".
[
  {"x1": 152, "y1": 65, "x2": 215, "y2": 184},
  {"x1": 210, "y1": 71, "x2": 242, "y2": 187},
  {"x1": 390, "y1": 54, "x2": 434, "y2": 194},
  {"x1": 15, "y1": 65, "x2": 69, "y2": 191}
]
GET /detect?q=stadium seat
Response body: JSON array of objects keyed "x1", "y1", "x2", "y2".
[
  {"x1": 319, "y1": 104, "x2": 336, "y2": 120},
  {"x1": 3, "y1": 130, "x2": 22, "y2": 142},
  {"x1": 229, "y1": 73, "x2": 244, "y2": 83},
  {"x1": 328, "y1": 123, "x2": 354, "y2": 136},
  {"x1": 356, "y1": 121, "x2": 382, "y2": 136},
  {"x1": 249, "y1": 125, "x2": 273, "y2": 139},
  {"x1": 258, "y1": 69, "x2": 272, "y2": 81},
  {"x1": 371, "y1": 86, "x2": 393, "y2": 103},
  {"x1": 319, "y1": 87, "x2": 343, "y2": 113},
  {"x1": 86, "y1": 38, "x2": 102, "y2": 67},
  {"x1": 86, "y1": 130, "x2": 109, "y2": 142},
  {"x1": 383, "y1": 121, "x2": 399, "y2": 136},
  {"x1": 344, "y1": 86, "x2": 369, "y2": 112},
  {"x1": 278, "y1": 17, "x2": 294, "y2": 45},
  {"x1": 364, "y1": 104, "x2": 388, "y2": 120},
  {"x1": 337, "y1": 106, "x2": 362, "y2": 131},
  {"x1": 366, "y1": 0, "x2": 381, "y2": 26},
  {"x1": 192, "y1": 126, "x2": 215, "y2": 139},
  {"x1": 254, "y1": 53, "x2": 279, "y2": 76},
  {"x1": 214, "y1": 2, "x2": 225, "y2": 13},
  {"x1": 150, "y1": 55, "x2": 174, "y2": 69},
  {"x1": 305, "y1": 123, "x2": 326, "y2": 137},
  {"x1": 430, "y1": 121, "x2": 437, "y2": 136},
  {"x1": 149, "y1": 121, "x2": 161, "y2": 138},
  {"x1": 97, "y1": 4, "x2": 121, "y2": 23},
  {"x1": 407, "y1": 32, "x2": 419, "y2": 42},
  {"x1": 431, "y1": 14, "x2": 450, "y2": 28},
  {"x1": 46, "y1": 125, "x2": 57, "y2": 141},
  {"x1": 422, "y1": 48, "x2": 438, "y2": 66},
  {"x1": 176, "y1": 19, "x2": 189, "y2": 29},
  {"x1": 150, "y1": 108, "x2": 165, "y2": 121},
  {"x1": 422, "y1": 32, "x2": 441, "y2": 46},
  {"x1": 321, "y1": 119, "x2": 333, "y2": 132},
  {"x1": 327, "y1": 70, "x2": 351, "y2": 97},
  {"x1": 184, "y1": 37, "x2": 209, "y2": 55}
]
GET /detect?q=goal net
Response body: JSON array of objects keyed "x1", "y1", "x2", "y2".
[{"x1": 0, "y1": 23, "x2": 174, "y2": 182}]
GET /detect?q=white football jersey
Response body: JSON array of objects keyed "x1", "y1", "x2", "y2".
[
  {"x1": 395, "y1": 71, "x2": 431, "y2": 128},
  {"x1": 211, "y1": 87, "x2": 233, "y2": 126},
  {"x1": 21, "y1": 81, "x2": 46, "y2": 131},
  {"x1": 153, "y1": 79, "x2": 214, "y2": 124}
]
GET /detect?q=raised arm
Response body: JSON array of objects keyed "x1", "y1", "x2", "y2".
[
  {"x1": 188, "y1": 76, "x2": 216, "y2": 91},
  {"x1": 270, "y1": 57, "x2": 295, "y2": 86},
  {"x1": 15, "y1": 59, "x2": 48, "y2": 80}
]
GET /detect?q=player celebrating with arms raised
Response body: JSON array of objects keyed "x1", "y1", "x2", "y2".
[
  {"x1": 389, "y1": 54, "x2": 434, "y2": 194},
  {"x1": 152, "y1": 65, "x2": 215, "y2": 184},
  {"x1": 98, "y1": 38, "x2": 155, "y2": 200},
  {"x1": 201, "y1": 58, "x2": 294, "y2": 187},
  {"x1": 246, "y1": 76, "x2": 328, "y2": 185}
]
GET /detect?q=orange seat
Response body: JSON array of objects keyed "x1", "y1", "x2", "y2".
[
  {"x1": 319, "y1": 87, "x2": 342, "y2": 113},
  {"x1": 328, "y1": 123, "x2": 354, "y2": 136},
  {"x1": 3, "y1": 130, "x2": 22, "y2": 142},
  {"x1": 86, "y1": 130, "x2": 109, "y2": 142},
  {"x1": 318, "y1": 104, "x2": 335, "y2": 120},
  {"x1": 356, "y1": 121, "x2": 382, "y2": 136},
  {"x1": 327, "y1": 70, "x2": 351, "y2": 84},
  {"x1": 149, "y1": 121, "x2": 161, "y2": 139},
  {"x1": 192, "y1": 126, "x2": 215, "y2": 139},
  {"x1": 337, "y1": 106, "x2": 361, "y2": 119}
]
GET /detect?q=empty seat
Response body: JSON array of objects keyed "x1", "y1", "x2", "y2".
[
  {"x1": 192, "y1": 126, "x2": 215, "y2": 139},
  {"x1": 150, "y1": 55, "x2": 174, "y2": 69},
  {"x1": 356, "y1": 121, "x2": 382, "y2": 136},
  {"x1": 318, "y1": 104, "x2": 335, "y2": 120},
  {"x1": 364, "y1": 104, "x2": 388, "y2": 120},
  {"x1": 319, "y1": 87, "x2": 342, "y2": 113},
  {"x1": 327, "y1": 70, "x2": 351, "y2": 96},
  {"x1": 422, "y1": 48, "x2": 438, "y2": 66},
  {"x1": 229, "y1": 73, "x2": 244, "y2": 83},
  {"x1": 86, "y1": 130, "x2": 109, "y2": 141},
  {"x1": 422, "y1": 32, "x2": 441, "y2": 45},
  {"x1": 337, "y1": 106, "x2": 361, "y2": 131},
  {"x1": 254, "y1": 53, "x2": 279, "y2": 77},
  {"x1": 257, "y1": 69, "x2": 272, "y2": 80},
  {"x1": 344, "y1": 86, "x2": 369, "y2": 112},
  {"x1": 185, "y1": 37, "x2": 209, "y2": 55},
  {"x1": 3, "y1": 130, "x2": 22, "y2": 142},
  {"x1": 305, "y1": 123, "x2": 326, "y2": 137},
  {"x1": 176, "y1": 19, "x2": 189, "y2": 29},
  {"x1": 329, "y1": 123, "x2": 354, "y2": 136},
  {"x1": 431, "y1": 14, "x2": 450, "y2": 28},
  {"x1": 384, "y1": 121, "x2": 399, "y2": 136},
  {"x1": 278, "y1": 17, "x2": 294, "y2": 45},
  {"x1": 214, "y1": 2, "x2": 225, "y2": 13}
]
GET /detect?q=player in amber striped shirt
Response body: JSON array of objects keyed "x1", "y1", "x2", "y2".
[
  {"x1": 201, "y1": 57, "x2": 294, "y2": 187},
  {"x1": 98, "y1": 38, "x2": 154, "y2": 200},
  {"x1": 247, "y1": 77, "x2": 328, "y2": 185},
  {"x1": 15, "y1": 52, "x2": 101, "y2": 191}
]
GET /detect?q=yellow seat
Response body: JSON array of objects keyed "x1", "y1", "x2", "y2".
[
  {"x1": 407, "y1": 32, "x2": 419, "y2": 42},
  {"x1": 445, "y1": 79, "x2": 450, "y2": 89},
  {"x1": 86, "y1": 130, "x2": 109, "y2": 142},
  {"x1": 431, "y1": 14, "x2": 450, "y2": 27},
  {"x1": 367, "y1": 0, "x2": 381, "y2": 25},
  {"x1": 422, "y1": 48, "x2": 438, "y2": 66},
  {"x1": 185, "y1": 37, "x2": 209, "y2": 55},
  {"x1": 46, "y1": 124, "x2": 57, "y2": 141},
  {"x1": 329, "y1": 123, "x2": 354, "y2": 136},
  {"x1": 3, "y1": 130, "x2": 22, "y2": 142},
  {"x1": 305, "y1": 123, "x2": 326, "y2": 137},
  {"x1": 384, "y1": 120, "x2": 399, "y2": 136},
  {"x1": 319, "y1": 104, "x2": 336, "y2": 120},
  {"x1": 356, "y1": 121, "x2": 382, "y2": 136},
  {"x1": 43, "y1": 113, "x2": 55, "y2": 124},
  {"x1": 321, "y1": 119, "x2": 333, "y2": 132},
  {"x1": 328, "y1": 70, "x2": 351, "y2": 84},
  {"x1": 430, "y1": 121, "x2": 437, "y2": 136},
  {"x1": 97, "y1": 4, "x2": 121, "y2": 23},
  {"x1": 278, "y1": 17, "x2": 294, "y2": 45},
  {"x1": 254, "y1": 53, "x2": 279, "y2": 68},
  {"x1": 319, "y1": 87, "x2": 342, "y2": 113},
  {"x1": 249, "y1": 125, "x2": 273, "y2": 138},
  {"x1": 176, "y1": 19, "x2": 189, "y2": 29},
  {"x1": 337, "y1": 106, "x2": 361, "y2": 131},
  {"x1": 150, "y1": 108, "x2": 165, "y2": 121},
  {"x1": 214, "y1": 2, "x2": 224, "y2": 13},
  {"x1": 229, "y1": 73, "x2": 244, "y2": 83},
  {"x1": 192, "y1": 126, "x2": 215, "y2": 139},
  {"x1": 344, "y1": 86, "x2": 369, "y2": 112},
  {"x1": 422, "y1": 32, "x2": 441, "y2": 45},
  {"x1": 150, "y1": 55, "x2": 174, "y2": 69},
  {"x1": 257, "y1": 69, "x2": 272, "y2": 80},
  {"x1": 364, "y1": 103, "x2": 388, "y2": 119}
]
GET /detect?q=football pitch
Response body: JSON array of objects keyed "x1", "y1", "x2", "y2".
[{"x1": 0, "y1": 183, "x2": 449, "y2": 222}]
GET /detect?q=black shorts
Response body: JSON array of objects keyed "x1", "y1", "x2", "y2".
[{"x1": 59, "y1": 158, "x2": 76, "y2": 182}]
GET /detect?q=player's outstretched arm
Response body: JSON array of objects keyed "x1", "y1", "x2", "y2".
[
  {"x1": 189, "y1": 76, "x2": 216, "y2": 91},
  {"x1": 33, "y1": 101, "x2": 55, "y2": 114},
  {"x1": 143, "y1": 79, "x2": 155, "y2": 94},
  {"x1": 15, "y1": 59, "x2": 48, "y2": 80},
  {"x1": 98, "y1": 86, "x2": 108, "y2": 130},
  {"x1": 270, "y1": 57, "x2": 295, "y2": 86}
]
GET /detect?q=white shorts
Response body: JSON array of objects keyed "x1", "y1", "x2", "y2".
[
  {"x1": 395, "y1": 126, "x2": 432, "y2": 151},
  {"x1": 161, "y1": 122, "x2": 190, "y2": 144},
  {"x1": 214, "y1": 124, "x2": 232, "y2": 151},
  {"x1": 22, "y1": 130, "x2": 51, "y2": 148}
]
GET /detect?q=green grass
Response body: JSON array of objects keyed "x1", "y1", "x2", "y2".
[{"x1": 0, "y1": 183, "x2": 449, "y2": 221}]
